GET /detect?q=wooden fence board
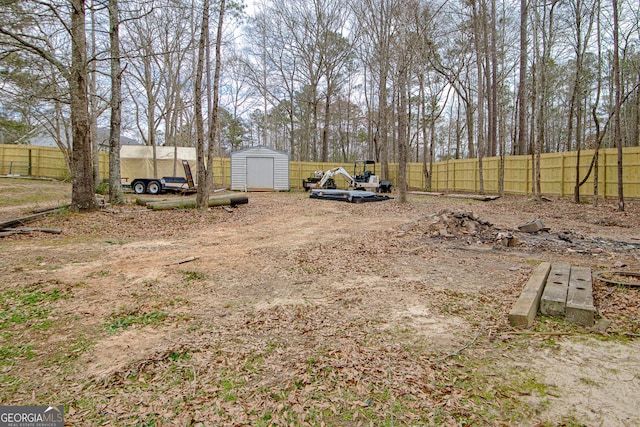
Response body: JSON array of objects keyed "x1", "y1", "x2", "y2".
[{"x1": 2, "y1": 145, "x2": 640, "y2": 198}]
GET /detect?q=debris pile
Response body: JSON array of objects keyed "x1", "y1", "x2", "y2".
[{"x1": 403, "y1": 209, "x2": 493, "y2": 239}]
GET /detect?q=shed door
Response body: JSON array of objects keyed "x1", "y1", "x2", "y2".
[{"x1": 246, "y1": 157, "x2": 274, "y2": 190}]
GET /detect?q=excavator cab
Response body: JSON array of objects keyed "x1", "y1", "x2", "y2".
[
  {"x1": 353, "y1": 160, "x2": 376, "y2": 184},
  {"x1": 353, "y1": 160, "x2": 393, "y2": 193}
]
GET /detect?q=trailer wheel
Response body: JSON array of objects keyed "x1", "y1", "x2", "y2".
[
  {"x1": 132, "y1": 181, "x2": 146, "y2": 194},
  {"x1": 147, "y1": 180, "x2": 161, "y2": 195}
]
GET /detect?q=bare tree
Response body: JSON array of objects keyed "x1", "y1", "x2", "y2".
[
  {"x1": 591, "y1": 0, "x2": 602, "y2": 206},
  {"x1": 470, "y1": 0, "x2": 486, "y2": 194},
  {"x1": 353, "y1": 0, "x2": 395, "y2": 179},
  {"x1": 516, "y1": 0, "x2": 528, "y2": 156},
  {"x1": 108, "y1": 0, "x2": 125, "y2": 204},
  {"x1": 194, "y1": 0, "x2": 210, "y2": 206},
  {"x1": 69, "y1": 0, "x2": 98, "y2": 210},
  {"x1": 0, "y1": 0, "x2": 98, "y2": 211},
  {"x1": 531, "y1": 0, "x2": 558, "y2": 200},
  {"x1": 567, "y1": 0, "x2": 595, "y2": 203},
  {"x1": 203, "y1": 0, "x2": 227, "y2": 200},
  {"x1": 194, "y1": 0, "x2": 227, "y2": 208},
  {"x1": 612, "y1": 0, "x2": 624, "y2": 211}
]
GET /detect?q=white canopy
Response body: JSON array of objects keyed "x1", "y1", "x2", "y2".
[{"x1": 120, "y1": 145, "x2": 197, "y2": 183}]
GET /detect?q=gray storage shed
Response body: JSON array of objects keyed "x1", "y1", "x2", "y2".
[{"x1": 230, "y1": 145, "x2": 290, "y2": 191}]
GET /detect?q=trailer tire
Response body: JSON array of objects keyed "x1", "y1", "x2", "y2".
[
  {"x1": 147, "y1": 181, "x2": 161, "y2": 195},
  {"x1": 132, "y1": 181, "x2": 146, "y2": 194}
]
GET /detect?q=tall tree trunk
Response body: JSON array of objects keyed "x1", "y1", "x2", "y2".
[
  {"x1": 419, "y1": 74, "x2": 430, "y2": 190},
  {"x1": 397, "y1": 56, "x2": 408, "y2": 203},
  {"x1": 89, "y1": 1, "x2": 100, "y2": 188},
  {"x1": 202, "y1": 0, "x2": 227, "y2": 206},
  {"x1": 533, "y1": 0, "x2": 557, "y2": 201},
  {"x1": 486, "y1": 0, "x2": 498, "y2": 158},
  {"x1": 194, "y1": 0, "x2": 209, "y2": 207},
  {"x1": 465, "y1": 95, "x2": 475, "y2": 159},
  {"x1": 472, "y1": 0, "x2": 485, "y2": 194},
  {"x1": 571, "y1": 0, "x2": 595, "y2": 203},
  {"x1": 516, "y1": 0, "x2": 528, "y2": 156},
  {"x1": 592, "y1": 0, "x2": 602, "y2": 206},
  {"x1": 108, "y1": 0, "x2": 125, "y2": 204},
  {"x1": 378, "y1": 70, "x2": 389, "y2": 179},
  {"x1": 69, "y1": 0, "x2": 98, "y2": 211},
  {"x1": 321, "y1": 82, "x2": 331, "y2": 162},
  {"x1": 612, "y1": 0, "x2": 624, "y2": 211},
  {"x1": 490, "y1": 0, "x2": 498, "y2": 159}
]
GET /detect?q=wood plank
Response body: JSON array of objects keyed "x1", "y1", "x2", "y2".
[
  {"x1": 540, "y1": 262, "x2": 571, "y2": 317},
  {"x1": 0, "y1": 210, "x2": 58, "y2": 230},
  {"x1": 509, "y1": 262, "x2": 552, "y2": 328},
  {"x1": 566, "y1": 266, "x2": 595, "y2": 326},
  {"x1": 408, "y1": 191, "x2": 499, "y2": 201},
  {"x1": 8, "y1": 227, "x2": 62, "y2": 234}
]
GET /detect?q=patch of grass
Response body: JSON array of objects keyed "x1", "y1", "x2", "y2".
[
  {"x1": 179, "y1": 270, "x2": 205, "y2": 283},
  {"x1": 104, "y1": 309, "x2": 168, "y2": 334},
  {"x1": 0, "y1": 287, "x2": 71, "y2": 330},
  {"x1": 0, "y1": 375, "x2": 22, "y2": 395},
  {"x1": 87, "y1": 270, "x2": 109, "y2": 278},
  {"x1": 42, "y1": 333, "x2": 96, "y2": 376},
  {"x1": 105, "y1": 239, "x2": 127, "y2": 245},
  {"x1": 70, "y1": 334, "x2": 94, "y2": 357},
  {"x1": 0, "y1": 344, "x2": 36, "y2": 366},
  {"x1": 168, "y1": 297, "x2": 188, "y2": 307},
  {"x1": 519, "y1": 374, "x2": 550, "y2": 395},
  {"x1": 532, "y1": 316, "x2": 584, "y2": 335},
  {"x1": 168, "y1": 350, "x2": 190, "y2": 362},
  {"x1": 243, "y1": 353, "x2": 264, "y2": 373},
  {"x1": 445, "y1": 354, "x2": 556, "y2": 425},
  {"x1": 220, "y1": 377, "x2": 245, "y2": 402},
  {"x1": 49, "y1": 205, "x2": 71, "y2": 217},
  {"x1": 0, "y1": 182, "x2": 69, "y2": 208},
  {"x1": 579, "y1": 377, "x2": 599, "y2": 386}
]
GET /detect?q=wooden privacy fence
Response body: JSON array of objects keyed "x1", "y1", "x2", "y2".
[{"x1": 1, "y1": 145, "x2": 639, "y2": 200}]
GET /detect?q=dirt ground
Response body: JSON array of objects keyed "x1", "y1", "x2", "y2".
[{"x1": 1, "y1": 177, "x2": 639, "y2": 426}]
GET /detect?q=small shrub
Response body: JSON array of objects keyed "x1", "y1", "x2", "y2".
[{"x1": 95, "y1": 180, "x2": 110, "y2": 195}]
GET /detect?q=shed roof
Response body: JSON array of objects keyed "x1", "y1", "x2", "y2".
[{"x1": 230, "y1": 145, "x2": 290, "y2": 158}]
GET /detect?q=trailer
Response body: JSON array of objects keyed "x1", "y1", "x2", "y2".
[{"x1": 129, "y1": 160, "x2": 197, "y2": 195}]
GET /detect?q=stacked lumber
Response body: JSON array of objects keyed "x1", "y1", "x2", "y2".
[{"x1": 509, "y1": 262, "x2": 595, "y2": 328}]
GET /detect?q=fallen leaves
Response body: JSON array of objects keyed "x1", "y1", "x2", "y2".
[{"x1": 1, "y1": 188, "x2": 639, "y2": 425}]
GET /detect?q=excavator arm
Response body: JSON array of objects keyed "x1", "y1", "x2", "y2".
[{"x1": 318, "y1": 167, "x2": 356, "y2": 188}]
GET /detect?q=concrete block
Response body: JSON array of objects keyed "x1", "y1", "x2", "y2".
[
  {"x1": 566, "y1": 266, "x2": 595, "y2": 326},
  {"x1": 509, "y1": 262, "x2": 552, "y2": 328},
  {"x1": 540, "y1": 262, "x2": 571, "y2": 317},
  {"x1": 518, "y1": 219, "x2": 545, "y2": 233}
]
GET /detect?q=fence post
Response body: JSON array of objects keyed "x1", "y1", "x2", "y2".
[
  {"x1": 527, "y1": 156, "x2": 531, "y2": 196},
  {"x1": 602, "y1": 150, "x2": 607, "y2": 199},
  {"x1": 560, "y1": 152, "x2": 564, "y2": 198}
]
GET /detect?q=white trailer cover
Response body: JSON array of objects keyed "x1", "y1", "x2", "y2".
[{"x1": 120, "y1": 146, "x2": 197, "y2": 184}]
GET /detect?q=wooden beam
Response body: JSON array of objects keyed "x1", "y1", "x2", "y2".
[{"x1": 509, "y1": 262, "x2": 551, "y2": 328}]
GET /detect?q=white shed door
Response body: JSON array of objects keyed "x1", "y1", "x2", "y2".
[{"x1": 246, "y1": 157, "x2": 274, "y2": 190}]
